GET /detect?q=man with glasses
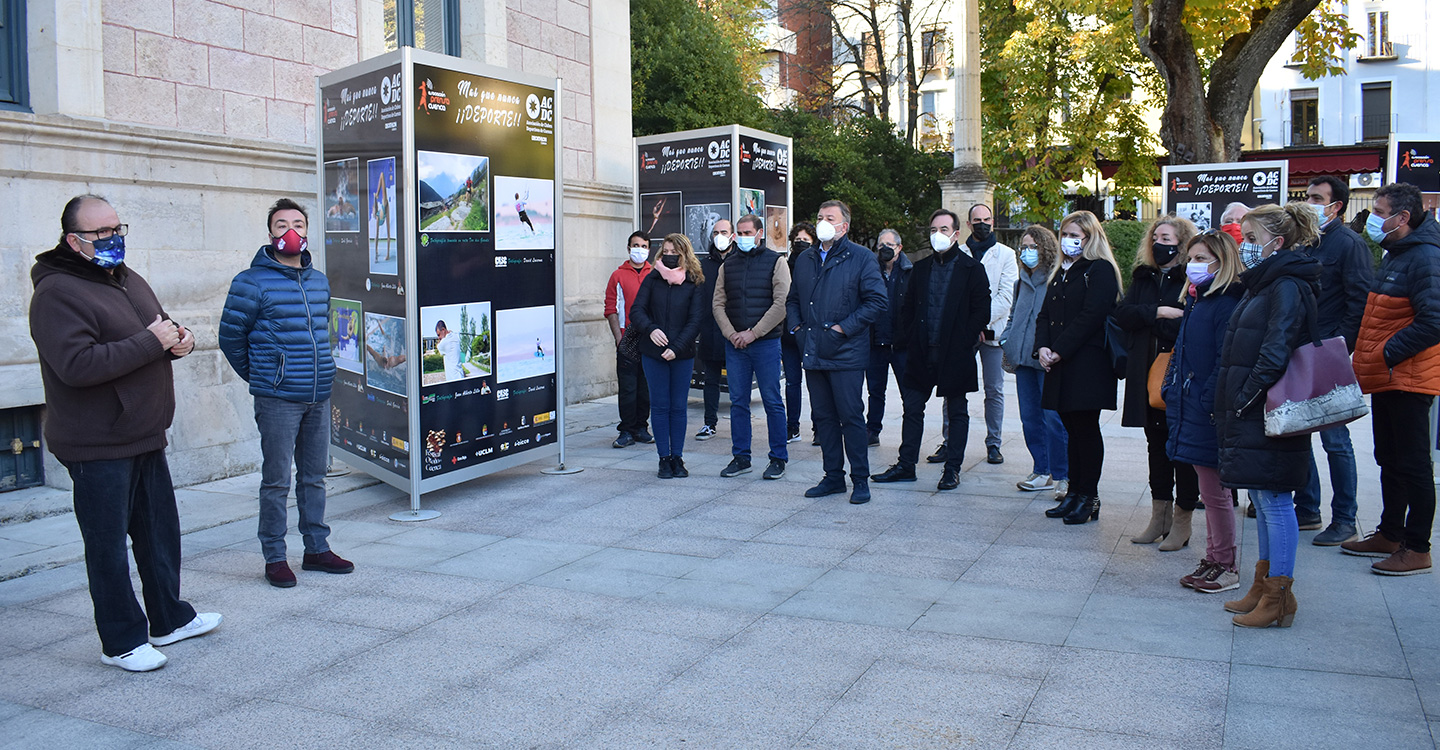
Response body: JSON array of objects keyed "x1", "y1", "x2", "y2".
[{"x1": 30, "y1": 195, "x2": 221, "y2": 672}]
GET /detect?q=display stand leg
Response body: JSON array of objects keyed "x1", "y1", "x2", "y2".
[
  {"x1": 541, "y1": 432, "x2": 583, "y2": 475},
  {"x1": 391, "y1": 482, "x2": 440, "y2": 522}
]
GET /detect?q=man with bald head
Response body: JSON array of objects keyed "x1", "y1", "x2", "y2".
[{"x1": 30, "y1": 195, "x2": 221, "y2": 672}]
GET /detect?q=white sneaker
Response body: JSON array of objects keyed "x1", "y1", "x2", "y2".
[
  {"x1": 101, "y1": 643, "x2": 167, "y2": 672},
  {"x1": 151, "y1": 612, "x2": 223, "y2": 647},
  {"x1": 1017, "y1": 473, "x2": 1054, "y2": 492},
  {"x1": 1053, "y1": 479, "x2": 1069, "y2": 499}
]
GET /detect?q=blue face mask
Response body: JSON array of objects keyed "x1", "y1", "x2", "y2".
[
  {"x1": 83, "y1": 234, "x2": 126, "y2": 269},
  {"x1": 735, "y1": 235, "x2": 758, "y2": 253},
  {"x1": 1019, "y1": 247, "x2": 1039, "y2": 268},
  {"x1": 1366, "y1": 212, "x2": 1395, "y2": 244}
]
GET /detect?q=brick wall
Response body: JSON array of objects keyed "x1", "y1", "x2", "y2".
[
  {"x1": 506, "y1": 0, "x2": 593, "y2": 182},
  {"x1": 100, "y1": 0, "x2": 360, "y2": 144}
]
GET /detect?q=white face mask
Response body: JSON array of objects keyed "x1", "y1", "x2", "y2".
[
  {"x1": 713, "y1": 233, "x2": 731, "y2": 251},
  {"x1": 815, "y1": 220, "x2": 837, "y2": 242},
  {"x1": 1061, "y1": 237, "x2": 1083, "y2": 257},
  {"x1": 628, "y1": 247, "x2": 648, "y2": 264},
  {"x1": 929, "y1": 231, "x2": 953, "y2": 252}
]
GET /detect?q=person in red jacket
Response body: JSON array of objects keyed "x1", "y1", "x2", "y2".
[
  {"x1": 1343, "y1": 182, "x2": 1440, "y2": 576},
  {"x1": 604, "y1": 231, "x2": 656, "y2": 448}
]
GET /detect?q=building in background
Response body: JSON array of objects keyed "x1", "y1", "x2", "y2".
[{"x1": 0, "y1": 0, "x2": 631, "y2": 490}]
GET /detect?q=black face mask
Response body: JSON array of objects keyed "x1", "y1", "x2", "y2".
[
  {"x1": 661, "y1": 254, "x2": 681, "y2": 269},
  {"x1": 791, "y1": 240, "x2": 811, "y2": 255},
  {"x1": 971, "y1": 222, "x2": 992, "y2": 239},
  {"x1": 877, "y1": 244, "x2": 896, "y2": 263},
  {"x1": 1152, "y1": 242, "x2": 1179, "y2": 266}
]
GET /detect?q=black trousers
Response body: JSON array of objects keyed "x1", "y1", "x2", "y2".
[
  {"x1": 62, "y1": 450, "x2": 197, "y2": 656},
  {"x1": 807, "y1": 368, "x2": 869, "y2": 482},
  {"x1": 898, "y1": 385, "x2": 967, "y2": 472},
  {"x1": 616, "y1": 348, "x2": 649, "y2": 436},
  {"x1": 697, "y1": 357, "x2": 724, "y2": 428},
  {"x1": 1059, "y1": 410, "x2": 1104, "y2": 498},
  {"x1": 1143, "y1": 406, "x2": 1199, "y2": 510},
  {"x1": 1373, "y1": 390, "x2": 1437, "y2": 553}
]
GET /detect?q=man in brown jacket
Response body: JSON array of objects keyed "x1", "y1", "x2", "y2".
[{"x1": 29, "y1": 195, "x2": 221, "y2": 672}]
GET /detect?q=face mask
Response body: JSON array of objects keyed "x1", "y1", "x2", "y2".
[
  {"x1": 713, "y1": 233, "x2": 732, "y2": 251},
  {"x1": 736, "y1": 235, "x2": 757, "y2": 252},
  {"x1": 971, "y1": 222, "x2": 992, "y2": 239},
  {"x1": 1366, "y1": 212, "x2": 1396, "y2": 244},
  {"x1": 792, "y1": 240, "x2": 811, "y2": 255},
  {"x1": 273, "y1": 228, "x2": 307, "y2": 256},
  {"x1": 1220, "y1": 223, "x2": 1244, "y2": 243},
  {"x1": 1019, "y1": 247, "x2": 1039, "y2": 268},
  {"x1": 628, "y1": 247, "x2": 648, "y2": 265},
  {"x1": 82, "y1": 234, "x2": 126, "y2": 268},
  {"x1": 661, "y1": 254, "x2": 681, "y2": 269},
  {"x1": 815, "y1": 220, "x2": 837, "y2": 242},
  {"x1": 1309, "y1": 202, "x2": 1331, "y2": 225},
  {"x1": 1186, "y1": 261, "x2": 1215, "y2": 286},
  {"x1": 929, "y1": 231, "x2": 952, "y2": 253},
  {"x1": 1061, "y1": 237, "x2": 1083, "y2": 257},
  {"x1": 1151, "y1": 242, "x2": 1179, "y2": 266},
  {"x1": 1239, "y1": 241, "x2": 1266, "y2": 270},
  {"x1": 877, "y1": 244, "x2": 896, "y2": 262}
]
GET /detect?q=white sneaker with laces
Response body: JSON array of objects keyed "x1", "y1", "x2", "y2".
[
  {"x1": 151, "y1": 612, "x2": 223, "y2": 647},
  {"x1": 1017, "y1": 473, "x2": 1054, "y2": 492},
  {"x1": 101, "y1": 643, "x2": 168, "y2": 672}
]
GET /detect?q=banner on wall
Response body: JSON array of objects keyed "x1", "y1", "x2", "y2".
[{"x1": 1160, "y1": 160, "x2": 1288, "y2": 231}]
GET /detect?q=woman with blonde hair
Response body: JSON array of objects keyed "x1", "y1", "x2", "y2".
[
  {"x1": 1114, "y1": 215, "x2": 1201, "y2": 548},
  {"x1": 1215, "y1": 202, "x2": 1323, "y2": 627},
  {"x1": 1001, "y1": 225, "x2": 1069, "y2": 497},
  {"x1": 628, "y1": 233, "x2": 706, "y2": 478},
  {"x1": 1035, "y1": 210, "x2": 1123, "y2": 524},
  {"x1": 1165, "y1": 230, "x2": 1246, "y2": 593}
]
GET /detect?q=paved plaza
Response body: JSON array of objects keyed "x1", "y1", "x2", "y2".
[{"x1": 1, "y1": 383, "x2": 1438, "y2": 749}]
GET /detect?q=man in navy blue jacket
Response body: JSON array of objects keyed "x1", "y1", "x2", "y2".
[
  {"x1": 220, "y1": 199, "x2": 352, "y2": 588},
  {"x1": 786, "y1": 200, "x2": 888, "y2": 504}
]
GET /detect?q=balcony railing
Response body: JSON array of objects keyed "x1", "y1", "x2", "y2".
[
  {"x1": 1359, "y1": 41, "x2": 1397, "y2": 61},
  {"x1": 1358, "y1": 113, "x2": 1397, "y2": 142}
]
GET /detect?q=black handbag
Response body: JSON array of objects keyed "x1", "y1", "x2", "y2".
[{"x1": 618, "y1": 323, "x2": 643, "y2": 361}]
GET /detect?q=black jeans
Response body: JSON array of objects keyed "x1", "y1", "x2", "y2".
[
  {"x1": 782, "y1": 336, "x2": 804, "y2": 434},
  {"x1": 697, "y1": 357, "x2": 724, "y2": 428},
  {"x1": 865, "y1": 345, "x2": 907, "y2": 435},
  {"x1": 898, "y1": 385, "x2": 966, "y2": 471},
  {"x1": 807, "y1": 368, "x2": 869, "y2": 482},
  {"x1": 1059, "y1": 410, "x2": 1104, "y2": 498},
  {"x1": 62, "y1": 450, "x2": 197, "y2": 656},
  {"x1": 1373, "y1": 390, "x2": 1437, "y2": 553},
  {"x1": 1144, "y1": 406, "x2": 1199, "y2": 510},
  {"x1": 616, "y1": 348, "x2": 649, "y2": 436}
]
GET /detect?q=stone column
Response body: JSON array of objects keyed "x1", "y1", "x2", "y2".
[{"x1": 939, "y1": 0, "x2": 991, "y2": 214}]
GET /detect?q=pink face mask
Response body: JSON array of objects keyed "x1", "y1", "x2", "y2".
[{"x1": 273, "y1": 229, "x2": 307, "y2": 256}]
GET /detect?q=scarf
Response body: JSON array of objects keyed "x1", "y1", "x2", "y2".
[
  {"x1": 656, "y1": 261, "x2": 687, "y2": 285},
  {"x1": 966, "y1": 233, "x2": 996, "y2": 260}
]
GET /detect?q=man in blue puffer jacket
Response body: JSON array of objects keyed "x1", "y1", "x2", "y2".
[{"x1": 220, "y1": 199, "x2": 353, "y2": 588}]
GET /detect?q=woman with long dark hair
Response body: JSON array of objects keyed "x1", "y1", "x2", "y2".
[
  {"x1": 1035, "y1": 211, "x2": 1124, "y2": 525},
  {"x1": 628, "y1": 233, "x2": 706, "y2": 478}
]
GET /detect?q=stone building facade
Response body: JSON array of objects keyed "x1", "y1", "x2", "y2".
[{"x1": 1, "y1": 0, "x2": 633, "y2": 489}]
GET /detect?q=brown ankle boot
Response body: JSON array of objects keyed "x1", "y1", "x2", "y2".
[
  {"x1": 1131, "y1": 500, "x2": 1173, "y2": 544},
  {"x1": 1231, "y1": 575, "x2": 1296, "y2": 628},
  {"x1": 1224, "y1": 560, "x2": 1269, "y2": 614},
  {"x1": 1159, "y1": 507, "x2": 1193, "y2": 551}
]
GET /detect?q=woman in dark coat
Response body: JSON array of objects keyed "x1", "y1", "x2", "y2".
[
  {"x1": 1034, "y1": 210, "x2": 1124, "y2": 525},
  {"x1": 1164, "y1": 231, "x2": 1245, "y2": 594},
  {"x1": 629, "y1": 233, "x2": 706, "y2": 479},
  {"x1": 1215, "y1": 202, "x2": 1322, "y2": 629},
  {"x1": 1115, "y1": 216, "x2": 1200, "y2": 548}
]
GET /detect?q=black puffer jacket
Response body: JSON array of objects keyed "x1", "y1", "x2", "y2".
[
  {"x1": 1214, "y1": 250, "x2": 1322, "y2": 491},
  {"x1": 1112, "y1": 264, "x2": 1186, "y2": 426},
  {"x1": 629, "y1": 269, "x2": 705, "y2": 361},
  {"x1": 696, "y1": 244, "x2": 731, "y2": 361},
  {"x1": 899, "y1": 246, "x2": 990, "y2": 396},
  {"x1": 1035, "y1": 257, "x2": 1121, "y2": 412}
]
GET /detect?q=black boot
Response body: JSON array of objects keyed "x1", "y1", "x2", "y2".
[
  {"x1": 1046, "y1": 492, "x2": 1084, "y2": 518},
  {"x1": 671, "y1": 456, "x2": 688, "y2": 478},
  {"x1": 1063, "y1": 495, "x2": 1100, "y2": 525},
  {"x1": 657, "y1": 456, "x2": 674, "y2": 479}
]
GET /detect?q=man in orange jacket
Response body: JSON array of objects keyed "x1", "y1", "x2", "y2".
[{"x1": 1344, "y1": 182, "x2": 1440, "y2": 575}]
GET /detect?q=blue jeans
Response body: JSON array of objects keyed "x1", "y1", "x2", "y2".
[
  {"x1": 1253, "y1": 489, "x2": 1299, "y2": 577},
  {"x1": 63, "y1": 450, "x2": 198, "y2": 656},
  {"x1": 1293, "y1": 424, "x2": 1358, "y2": 528},
  {"x1": 865, "y1": 345, "x2": 906, "y2": 435},
  {"x1": 782, "y1": 336, "x2": 804, "y2": 433},
  {"x1": 254, "y1": 395, "x2": 332, "y2": 564},
  {"x1": 642, "y1": 355, "x2": 693, "y2": 458},
  {"x1": 725, "y1": 337, "x2": 787, "y2": 462},
  {"x1": 1014, "y1": 367, "x2": 1068, "y2": 480}
]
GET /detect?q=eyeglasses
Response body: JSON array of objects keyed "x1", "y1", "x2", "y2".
[{"x1": 73, "y1": 225, "x2": 129, "y2": 240}]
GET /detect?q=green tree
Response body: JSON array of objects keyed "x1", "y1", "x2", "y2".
[{"x1": 631, "y1": 0, "x2": 769, "y2": 135}]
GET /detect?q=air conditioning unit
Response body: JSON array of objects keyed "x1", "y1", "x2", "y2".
[{"x1": 1350, "y1": 172, "x2": 1382, "y2": 189}]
